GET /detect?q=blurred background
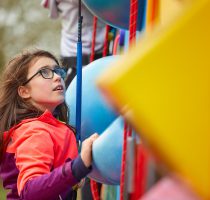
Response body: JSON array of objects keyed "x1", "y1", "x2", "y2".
[
  {"x1": 0, "y1": 0, "x2": 60, "y2": 198},
  {"x1": 0, "y1": 0, "x2": 61, "y2": 70}
]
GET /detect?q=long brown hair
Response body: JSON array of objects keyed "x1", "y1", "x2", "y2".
[{"x1": 0, "y1": 49, "x2": 69, "y2": 162}]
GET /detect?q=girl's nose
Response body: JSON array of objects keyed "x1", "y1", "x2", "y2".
[{"x1": 54, "y1": 72, "x2": 62, "y2": 81}]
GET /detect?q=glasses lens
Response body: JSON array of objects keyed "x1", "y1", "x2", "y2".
[
  {"x1": 54, "y1": 67, "x2": 66, "y2": 79},
  {"x1": 40, "y1": 68, "x2": 53, "y2": 79}
]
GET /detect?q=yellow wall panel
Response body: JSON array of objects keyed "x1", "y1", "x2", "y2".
[{"x1": 98, "y1": 0, "x2": 210, "y2": 199}]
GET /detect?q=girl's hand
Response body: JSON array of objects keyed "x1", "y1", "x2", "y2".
[
  {"x1": 72, "y1": 178, "x2": 85, "y2": 190},
  {"x1": 81, "y1": 133, "x2": 99, "y2": 167},
  {"x1": 78, "y1": 178, "x2": 85, "y2": 188}
]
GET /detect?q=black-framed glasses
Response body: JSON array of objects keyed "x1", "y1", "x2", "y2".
[{"x1": 23, "y1": 65, "x2": 67, "y2": 85}]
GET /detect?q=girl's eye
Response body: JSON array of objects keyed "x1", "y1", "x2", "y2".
[{"x1": 40, "y1": 68, "x2": 51, "y2": 78}]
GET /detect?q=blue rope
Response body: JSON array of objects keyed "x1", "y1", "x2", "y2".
[
  {"x1": 76, "y1": 1, "x2": 83, "y2": 142},
  {"x1": 76, "y1": 41, "x2": 82, "y2": 142}
]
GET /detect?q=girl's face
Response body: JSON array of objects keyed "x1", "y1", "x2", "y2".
[{"x1": 20, "y1": 56, "x2": 66, "y2": 112}]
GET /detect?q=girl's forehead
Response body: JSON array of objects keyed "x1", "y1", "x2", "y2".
[{"x1": 29, "y1": 57, "x2": 57, "y2": 72}]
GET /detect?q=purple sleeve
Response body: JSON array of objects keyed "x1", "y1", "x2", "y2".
[{"x1": 20, "y1": 156, "x2": 91, "y2": 200}]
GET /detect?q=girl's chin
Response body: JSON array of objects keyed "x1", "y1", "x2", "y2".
[{"x1": 56, "y1": 98, "x2": 65, "y2": 106}]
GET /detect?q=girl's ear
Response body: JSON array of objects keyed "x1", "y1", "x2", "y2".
[{"x1": 18, "y1": 86, "x2": 31, "y2": 99}]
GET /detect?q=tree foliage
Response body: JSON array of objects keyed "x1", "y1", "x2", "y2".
[{"x1": 0, "y1": 0, "x2": 61, "y2": 70}]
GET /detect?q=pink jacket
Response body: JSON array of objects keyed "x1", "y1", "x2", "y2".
[{"x1": 1, "y1": 110, "x2": 90, "y2": 199}]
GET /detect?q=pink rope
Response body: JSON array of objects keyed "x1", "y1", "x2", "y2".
[{"x1": 113, "y1": 34, "x2": 120, "y2": 55}]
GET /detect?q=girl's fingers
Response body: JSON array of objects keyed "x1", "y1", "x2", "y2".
[{"x1": 91, "y1": 133, "x2": 99, "y2": 138}]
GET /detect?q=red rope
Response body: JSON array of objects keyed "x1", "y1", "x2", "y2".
[
  {"x1": 89, "y1": 16, "x2": 101, "y2": 200},
  {"x1": 119, "y1": 1, "x2": 138, "y2": 200},
  {"x1": 128, "y1": 122, "x2": 133, "y2": 137},
  {"x1": 90, "y1": 16, "x2": 98, "y2": 62},
  {"x1": 130, "y1": 144, "x2": 148, "y2": 200},
  {"x1": 129, "y1": 0, "x2": 138, "y2": 44},
  {"x1": 120, "y1": 121, "x2": 128, "y2": 200},
  {"x1": 90, "y1": 179, "x2": 100, "y2": 200},
  {"x1": 102, "y1": 25, "x2": 110, "y2": 57}
]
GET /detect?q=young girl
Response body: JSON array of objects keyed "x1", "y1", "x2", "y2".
[{"x1": 0, "y1": 49, "x2": 98, "y2": 200}]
